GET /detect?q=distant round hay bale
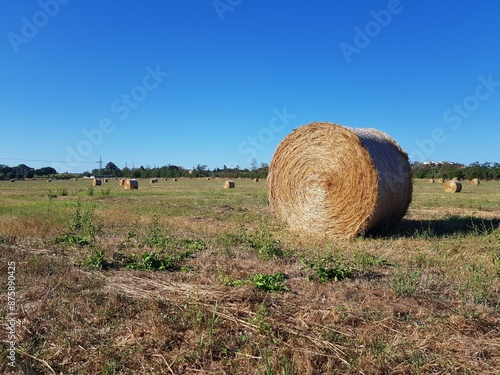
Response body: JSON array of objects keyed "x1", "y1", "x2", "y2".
[
  {"x1": 436, "y1": 178, "x2": 444, "y2": 183},
  {"x1": 224, "y1": 180, "x2": 235, "y2": 189},
  {"x1": 164, "y1": 178, "x2": 168, "y2": 181},
  {"x1": 74, "y1": 178, "x2": 78, "y2": 181},
  {"x1": 119, "y1": 179, "x2": 125, "y2": 186},
  {"x1": 471, "y1": 178, "x2": 480, "y2": 185},
  {"x1": 104, "y1": 179, "x2": 109, "y2": 183},
  {"x1": 267, "y1": 122, "x2": 412, "y2": 238},
  {"x1": 254, "y1": 178, "x2": 259, "y2": 182},
  {"x1": 207, "y1": 177, "x2": 211, "y2": 180},
  {"x1": 150, "y1": 178, "x2": 157, "y2": 183},
  {"x1": 47, "y1": 178, "x2": 52, "y2": 183},
  {"x1": 124, "y1": 179, "x2": 138, "y2": 190},
  {"x1": 93, "y1": 178, "x2": 102, "y2": 186},
  {"x1": 173, "y1": 178, "x2": 177, "y2": 182},
  {"x1": 10, "y1": 179, "x2": 15, "y2": 183},
  {"x1": 451, "y1": 177, "x2": 459, "y2": 181},
  {"x1": 443, "y1": 180, "x2": 462, "y2": 193},
  {"x1": 428, "y1": 179, "x2": 434, "y2": 183}
]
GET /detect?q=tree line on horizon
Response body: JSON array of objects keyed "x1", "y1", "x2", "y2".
[
  {"x1": 411, "y1": 161, "x2": 500, "y2": 180},
  {"x1": 2, "y1": 161, "x2": 500, "y2": 181},
  {"x1": 0, "y1": 161, "x2": 270, "y2": 180}
]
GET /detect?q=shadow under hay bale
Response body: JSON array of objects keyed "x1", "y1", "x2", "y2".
[
  {"x1": 124, "y1": 179, "x2": 138, "y2": 190},
  {"x1": 443, "y1": 180, "x2": 462, "y2": 193},
  {"x1": 267, "y1": 122, "x2": 412, "y2": 238}
]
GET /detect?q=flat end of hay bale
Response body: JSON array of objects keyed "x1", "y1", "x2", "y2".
[{"x1": 443, "y1": 180, "x2": 462, "y2": 193}]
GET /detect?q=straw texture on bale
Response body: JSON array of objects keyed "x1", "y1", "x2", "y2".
[
  {"x1": 124, "y1": 179, "x2": 138, "y2": 190},
  {"x1": 471, "y1": 178, "x2": 480, "y2": 185},
  {"x1": 443, "y1": 180, "x2": 462, "y2": 193},
  {"x1": 93, "y1": 179, "x2": 102, "y2": 186},
  {"x1": 224, "y1": 180, "x2": 235, "y2": 189},
  {"x1": 267, "y1": 122, "x2": 412, "y2": 238}
]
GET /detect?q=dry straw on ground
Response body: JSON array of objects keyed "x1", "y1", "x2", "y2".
[
  {"x1": 443, "y1": 180, "x2": 462, "y2": 193},
  {"x1": 93, "y1": 179, "x2": 102, "y2": 186},
  {"x1": 123, "y1": 179, "x2": 138, "y2": 190},
  {"x1": 224, "y1": 180, "x2": 235, "y2": 189},
  {"x1": 471, "y1": 178, "x2": 480, "y2": 185},
  {"x1": 267, "y1": 122, "x2": 412, "y2": 238}
]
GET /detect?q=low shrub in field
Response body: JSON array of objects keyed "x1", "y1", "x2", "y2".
[
  {"x1": 301, "y1": 253, "x2": 353, "y2": 283},
  {"x1": 226, "y1": 272, "x2": 288, "y2": 292}
]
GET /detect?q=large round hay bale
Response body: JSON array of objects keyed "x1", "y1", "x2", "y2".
[
  {"x1": 471, "y1": 178, "x2": 480, "y2": 185},
  {"x1": 443, "y1": 180, "x2": 462, "y2": 193},
  {"x1": 124, "y1": 179, "x2": 139, "y2": 190},
  {"x1": 224, "y1": 180, "x2": 235, "y2": 189},
  {"x1": 93, "y1": 178, "x2": 102, "y2": 186},
  {"x1": 267, "y1": 122, "x2": 412, "y2": 238}
]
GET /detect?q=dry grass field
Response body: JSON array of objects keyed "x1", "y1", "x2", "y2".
[{"x1": 1, "y1": 178, "x2": 499, "y2": 374}]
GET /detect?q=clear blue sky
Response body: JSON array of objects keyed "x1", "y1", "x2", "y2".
[{"x1": 1, "y1": 0, "x2": 499, "y2": 173}]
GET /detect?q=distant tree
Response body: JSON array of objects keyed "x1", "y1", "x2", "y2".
[
  {"x1": 35, "y1": 166, "x2": 57, "y2": 176},
  {"x1": 251, "y1": 158, "x2": 257, "y2": 171}
]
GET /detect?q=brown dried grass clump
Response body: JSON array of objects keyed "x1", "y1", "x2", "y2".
[
  {"x1": 93, "y1": 178, "x2": 102, "y2": 186},
  {"x1": 443, "y1": 180, "x2": 462, "y2": 193},
  {"x1": 471, "y1": 178, "x2": 480, "y2": 185},
  {"x1": 267, "y1": 122, "x2": 412, "y2": 238},
  {"x1": 123, "y1": 179, "x2": 138, "y2": 190},
  {"x1": 224, "y1": 180, "x2": 235, "y2": 189}
]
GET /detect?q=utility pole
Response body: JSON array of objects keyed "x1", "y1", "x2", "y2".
[{"x1": 98, "y1": 156, "x2": 103, "y2": 177}]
